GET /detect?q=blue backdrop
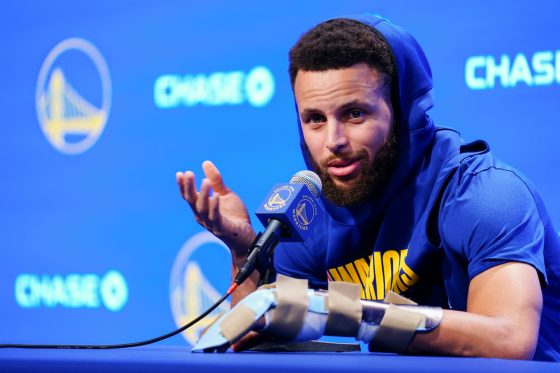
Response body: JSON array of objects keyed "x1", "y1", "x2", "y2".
[{"x1": 1, "y1": 0, "x2": 559, "y2": 346}]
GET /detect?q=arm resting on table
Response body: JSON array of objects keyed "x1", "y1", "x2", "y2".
[{"x1": 408, "y1": 262, "x2": 542, "y2": 360}]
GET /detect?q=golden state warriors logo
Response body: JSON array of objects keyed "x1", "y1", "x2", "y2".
[
  {"x1": 36, "y1": 38, "x2": 111, "y2": 154},
  {"x1": 264, "y1": 185, "x2": 294, "y2": 211},
  {"x1": 169, "y1": 231, "x2": 231, "y2": 345},
  {"x1": 292, "y1": 196, "x2": 317, "y2": 231}
]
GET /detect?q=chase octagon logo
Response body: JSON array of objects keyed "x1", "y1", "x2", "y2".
[{"x1": 36, "y1": 38, "x2": 111, "y2": 154}]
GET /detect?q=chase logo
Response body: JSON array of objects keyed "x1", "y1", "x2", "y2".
[
  {"x1": 292, "y1": 197, "x2": 317, "y2": 231},
  {"x1": 465, "y1": 50, "x2": 560, "y2": 90},
  {"x1": 15, "y1": 270, "x2": 128, "y2": 311},
  {"x1": 154, "y1": 66, "x2": 275, "y2": 108},
  {"x1": 264, "y1": 185, "x2": 294, "y2": 211},
  {"x1": 169, "y1": 231, "x2": 231, "y2": 345},
  {"x1": 36, "y1": 38, "x2": 112, "y2": 154}
]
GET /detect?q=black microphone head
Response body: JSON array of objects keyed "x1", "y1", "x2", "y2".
[{"x1": 289, "y1": 170, "x2": 322, "y2": 198}]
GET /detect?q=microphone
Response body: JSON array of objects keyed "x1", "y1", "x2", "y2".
[{"x1": 234, "y1": 171, "x2": 322, "y2": 285}]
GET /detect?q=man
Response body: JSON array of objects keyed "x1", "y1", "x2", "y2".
[{"x1": 176, "y1": 16, "x2": 560, "y2": 360}]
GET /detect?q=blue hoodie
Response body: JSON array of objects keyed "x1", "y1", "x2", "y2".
[{"x1": 273, "y1": 15, "x2": 560, "y2": 361}]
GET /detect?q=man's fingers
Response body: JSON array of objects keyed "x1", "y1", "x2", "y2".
[
  {"x1": 176, "y1": 172, "x2": 185, "y2": 197},
  {"x1": 196, "y1": 178, "x2": 211, "y2": 217},
  {"x1": 183, "y1": 171, "x2": 198, "y2": 206},
  {"x1": 202, "y1": 160, "x2": 229, "y2": 195},
  {"x1": 208, "y1": 194, "x2": 220, "y2": 223}
]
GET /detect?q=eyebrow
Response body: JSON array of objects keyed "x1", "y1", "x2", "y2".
[
  {"x1": 300, "y1": 100, "x2": 378, "y2": 116},
  {"x1": 339, "y1": 100, "x2": 377, "y2": 112}
]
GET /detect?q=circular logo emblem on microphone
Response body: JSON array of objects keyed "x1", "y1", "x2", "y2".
[
  {"x1": 264, "y1": 185, "x2": 294, "y2": 211},
  {"x1": 292, "y1": 195, "x2": 317, "y2": 231},
  {"x1": 36, "y1": 38, "x2": 111, "y2": 154}
]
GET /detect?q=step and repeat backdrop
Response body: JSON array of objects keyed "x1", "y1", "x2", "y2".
[{"x1": 1, "y1": 1, "x2": 559, "y2": 346}]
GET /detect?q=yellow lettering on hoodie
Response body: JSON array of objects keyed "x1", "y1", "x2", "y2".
[{"x1": 327, "y1": 249, "x2": 419, "y2": 300}]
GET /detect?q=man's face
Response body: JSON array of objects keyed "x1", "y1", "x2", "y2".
[{"x1": 294, "y1": 63, "x2": 397, "y2": 206}]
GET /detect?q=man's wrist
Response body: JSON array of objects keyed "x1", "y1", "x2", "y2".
[
  {"x1": 232, "y1": 252, "x2": 249, "y2": 271},
  {"x1": 230, "y1": 231, "x2": 259, "y2": 271}
]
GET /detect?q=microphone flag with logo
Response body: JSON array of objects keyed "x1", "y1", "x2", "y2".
[
  {"x1": 255, "y1": 170, "x2": 322, "y2": 242},
  {"x1": 234, "y1": 171, "x2": 323, "y2": 285}
]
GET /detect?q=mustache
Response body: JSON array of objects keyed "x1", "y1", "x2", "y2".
[{"x1": 319, "y1": 149, "x2": 369, "y2": 168}]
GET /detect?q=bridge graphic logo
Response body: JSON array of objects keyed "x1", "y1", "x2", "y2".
[
  {"x1": 35, "y1": 38, "x2": 111, "y2": 154},
  {"x1": 169, "y1": 231, "x2": 231, "y2": 345}
]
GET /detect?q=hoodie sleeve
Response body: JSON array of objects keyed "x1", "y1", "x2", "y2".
[{"x1": 439, "y1": 165, "x2": 547, "y2": 285}]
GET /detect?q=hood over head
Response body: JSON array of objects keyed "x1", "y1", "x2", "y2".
[{"x1": 294, "y1": 14, "x2": 436, "y2": 224}]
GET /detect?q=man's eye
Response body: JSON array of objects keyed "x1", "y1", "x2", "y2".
[
  {"x1": 348, "y1": 110, "x2": 364, "y2": 119},
  {"x1": 309, "y1": 114, "x2": 324, "y2": 124}
]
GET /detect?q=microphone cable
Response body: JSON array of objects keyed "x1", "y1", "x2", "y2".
[
  {"x1": 0, "y1": 283, "x2": 239, "y2": 349},
  {"x1": 1, "y1": 170, "x2": 321, "y2": 350}
]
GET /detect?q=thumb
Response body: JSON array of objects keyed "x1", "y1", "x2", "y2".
[{"x1": 202, "y1": 160, "x2": 229, "y2": 195}]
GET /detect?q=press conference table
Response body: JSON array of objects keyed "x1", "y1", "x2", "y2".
[{"x1": 0, "y1": 346, "x2": 558, "y2": 373}]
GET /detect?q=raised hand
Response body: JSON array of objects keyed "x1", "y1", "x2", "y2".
[{"x1": 176, "y1": 160, "x2": 256, "y2": 260}]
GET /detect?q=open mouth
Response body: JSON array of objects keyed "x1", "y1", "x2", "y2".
[{"x1": 326, "y1": 158, "x2": 362, "y2": 179}]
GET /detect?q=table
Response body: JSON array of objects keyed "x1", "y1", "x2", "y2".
[{"x1": 0, "y1": 346, "x2": 557, "y2": 373}]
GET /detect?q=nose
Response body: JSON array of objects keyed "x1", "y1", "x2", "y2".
[{"x1": 325, "y1": 120, "x2": 349, "y2": 154}]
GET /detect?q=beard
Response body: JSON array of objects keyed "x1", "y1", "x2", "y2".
[{"x1": 305, "y1": 129, "x2": 398, "y2": 206}]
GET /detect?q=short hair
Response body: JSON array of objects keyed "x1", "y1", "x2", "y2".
[{"x1": 288, "y1": 18, "x2": 396, "y2": 95}]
